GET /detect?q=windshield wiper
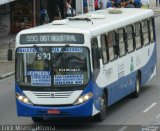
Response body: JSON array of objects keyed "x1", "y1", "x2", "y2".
[
  {"x1": 55, "y1": 44, "x2": 70, "y2": 59},
  {"x1": 33, "y1": 45, "x2": 46, "y2": 60}
]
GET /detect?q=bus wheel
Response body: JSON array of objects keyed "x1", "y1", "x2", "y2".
[
  {"x1": 131, "y1": 74, "x2": 141, "y2": 98},
  {"x1": 32, "y1": 117, "x2": 44, "y2": 123},
  {"x1": 94, "y1": 92, "x2": 107, "y2": 122}
]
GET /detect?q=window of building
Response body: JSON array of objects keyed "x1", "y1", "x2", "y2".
[
  {"x1": 0, "y1": 4, "x2": 10, "y2": 15},
  {"x1": 11, "y1": 0, "x2": 33, "y2": 33},
  {"x1": 135, "y1": 22, "x2": 142, "y2": 49},
  {"x1": 126, "y1": 25, "x2": 134, "y2": 53},
  {"x1": 117, "y1": 28, "x2": 126, "y2": 57},
  {"x1": 142, "y1": 20, "x2": 149, "y2": 46}
]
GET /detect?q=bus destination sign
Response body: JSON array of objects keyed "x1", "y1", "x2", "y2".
[{"x1": 20, "y1": 33, "x2": 84, "y2": 44}]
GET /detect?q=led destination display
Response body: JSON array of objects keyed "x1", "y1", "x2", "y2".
[{"x1": 20, "y1": 33, "x2": 84, "y2": 44}]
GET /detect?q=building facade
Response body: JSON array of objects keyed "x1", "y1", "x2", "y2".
[
  {"x1": 0, "y1": 0, "x2": 14, "y2": 35},
  {"x1": 0, "y1": 0, "x2": 108, "y2": 34}
]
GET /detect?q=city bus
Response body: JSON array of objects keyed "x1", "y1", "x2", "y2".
[{"x1": 9, "y1": 8, "x2": 157, "y2": 122}]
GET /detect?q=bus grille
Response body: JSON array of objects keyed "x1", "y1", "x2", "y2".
[
  {"x1": 32, "y1": 91, "x2": 73, "y2": 98},
  {"x1": 23, "y1": 90, "x2": 83, "y2": 105}
]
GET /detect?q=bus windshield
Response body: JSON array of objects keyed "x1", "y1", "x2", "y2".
[{"x1": 16, "y1": 47, "x2": 90, "y2": 89}]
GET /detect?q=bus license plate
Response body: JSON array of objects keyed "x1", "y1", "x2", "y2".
[{"x1": 48, "y1": 109, "x2": 60, "y2": 114}]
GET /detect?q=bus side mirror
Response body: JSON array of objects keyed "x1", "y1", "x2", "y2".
[{"x1": 8, "y1": 49, "x2": 13, "y2": 61}]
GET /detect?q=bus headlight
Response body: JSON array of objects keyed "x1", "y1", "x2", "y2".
[
  {"x1": 74, "y1": 92, "x2": 93, "y2": 105},
  {"x1": 16, "y1": 93, "x2": 32, "y2": 105}
]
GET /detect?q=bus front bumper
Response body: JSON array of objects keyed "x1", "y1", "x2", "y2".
[{"x1": 16, "y1": 99, "x2": 93, "y2": 118}]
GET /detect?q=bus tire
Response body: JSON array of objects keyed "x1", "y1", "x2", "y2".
[
  {"x1": 131, "y1": 74, "x2": 141, "y2": 98},
  {"x1": 32, "y1": 117, "x2": 44, "y2": 123},
  {"x1": 94, "y1": 92, "x2": 107, "y2": 122}
]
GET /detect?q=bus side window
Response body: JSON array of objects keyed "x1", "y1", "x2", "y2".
[
  {"x1": 135, "y1": 22, "x2": 142, "y2": 49},
  {"x1": 100, "y1": 34, "x2": 108, "y2": 64},
  {"x1": 142, "y1": 20, "x2": 149, "y2": 46},
  {"x1": 117, "y1": 28, "x2": 126, "y2": 57},
  {"x1": 149, "y1": 17, "x2": 155, "y2": 43},
  {"x1": 126, "y1": 25, "x2": 135, "y2": 53},
  {"x1": 107, "y1": 31, "x2": 118, "y2": 61},
  {"x1": 91, "y1": 37, "x2": 101, "y2": 82}
]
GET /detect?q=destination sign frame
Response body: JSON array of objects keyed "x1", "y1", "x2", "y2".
[{"x1": 20, "y1": 33, "x2": 84, "y2": 44}]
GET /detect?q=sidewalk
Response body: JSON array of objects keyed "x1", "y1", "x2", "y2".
[
  {"x1": 0, "y1": 34, "x2": 15, "y2": 79},
  {"x1": 150, "y1": 0, "x2": 160, "y2": 14},
  {"x1": 0, "y1": 2, "x2": 160, "y2": 80}
]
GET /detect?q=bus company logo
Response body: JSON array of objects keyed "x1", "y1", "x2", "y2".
[{"x1": 50, "y1": 93, "x2": 55, "y2": 97}]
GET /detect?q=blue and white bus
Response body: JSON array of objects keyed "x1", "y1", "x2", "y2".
[{"x1": 12, "y1": 8, "x2": 157, "y2": 122}]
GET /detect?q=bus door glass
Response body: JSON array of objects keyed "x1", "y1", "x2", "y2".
[{"x1": 91, "y1": 37, "x2": 100, "y2": 82}]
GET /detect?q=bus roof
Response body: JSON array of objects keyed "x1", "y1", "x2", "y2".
[{"x1": 18, "y1": 8, "x2": 154, "y2": 37}]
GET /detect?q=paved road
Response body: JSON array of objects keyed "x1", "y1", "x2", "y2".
[{"x1": 0, "y1": 16, "x2": 160, "y2": 131}]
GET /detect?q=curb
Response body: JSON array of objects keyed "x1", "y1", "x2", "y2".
[{"x1": 0, "y1": 71, "x2": 15, "y2": 80}]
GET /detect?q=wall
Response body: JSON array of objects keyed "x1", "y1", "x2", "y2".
[{"x1": 0, "y1": 4, "x2": 10, "y2": 35}]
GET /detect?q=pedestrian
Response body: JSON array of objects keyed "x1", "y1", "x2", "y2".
[
  {"x1": 134, "y1": 0, "x2": 141, "y2": 8},
  {"x1": 94, "y1": 0, "x2": 102, "y2": 10},
  {"x1": 113, "y1": 0, "x2": 121, "y2": 7},
  {"x1": 156, "y1": 0, "x2": 160, "y2": 6},
  {"x1": 39, "y1": 6, "x2": 49, "y2": 25},
  {"x1": 65, "y1": 0, "x2": 75, "y2": 17},
  {"x1": 83, "y1": 0, "x2": 88, "y2": 13},
  {"x1": 106, "y1": 0, "x2": 113, "y2": 8},
  {"x1": 99, "y1": 0, "x2": 103, "y2": 9},
  {"x1": 125, "y1": 1, "x2": 135, "y2": 8}
]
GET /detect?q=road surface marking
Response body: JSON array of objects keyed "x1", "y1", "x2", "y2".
[
  {"x1": 119, "y1": 126, "x2": 128, "y2": 131},
  {"x1": 143, "y1": 103, "x2": 157, "y2": 113},
  {"x1": 156, "y1": 114, "x2": 160, "y2": 119}
]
